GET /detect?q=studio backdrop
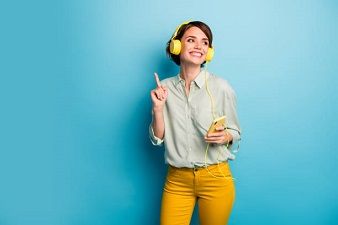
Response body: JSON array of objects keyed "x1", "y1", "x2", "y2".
[{"x1": 1, "y1": 0, "x2": 337, "y2": 225}]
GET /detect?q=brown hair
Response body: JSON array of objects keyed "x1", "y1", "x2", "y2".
[{"x1": 166, "y1": 21, "x2": 213, "y2": 66}]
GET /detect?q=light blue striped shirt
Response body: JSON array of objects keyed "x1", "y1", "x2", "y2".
[{"x1": 149, "y1": 70, "x2": 241, "y2": 168}]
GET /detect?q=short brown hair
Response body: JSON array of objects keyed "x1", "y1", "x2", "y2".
[{"x1": 166, "y1": 21, "x2": 213, "y2": 66}]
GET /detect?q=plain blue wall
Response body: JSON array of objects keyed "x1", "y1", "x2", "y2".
[{"x1": 1, "y1": 0, "x2": 338, "y2": 224}]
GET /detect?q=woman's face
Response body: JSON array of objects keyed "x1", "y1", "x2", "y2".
[{"x1": 179, "y1": 26, "x2": 210, "y2": 66}]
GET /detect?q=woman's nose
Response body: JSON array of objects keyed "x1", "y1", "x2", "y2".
[{"x1": 194, "y1": 42, "x2": 201, "y2": 49}]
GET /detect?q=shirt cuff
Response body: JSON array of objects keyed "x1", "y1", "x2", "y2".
[
  {"x1": 225, "y1": 127, "x2": 241, "y2": 151},
  {"x1": 149, "y1": 124, "x2": 164, "y2": 146}
]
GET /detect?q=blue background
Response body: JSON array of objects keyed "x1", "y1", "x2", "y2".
[{"x1": 1, "y1": 0, "x2": 337, "y2": 224}]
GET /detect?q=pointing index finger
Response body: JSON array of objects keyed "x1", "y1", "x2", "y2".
[{"x1": 154, "y1": 72, "x2": 161, "y2": 87}]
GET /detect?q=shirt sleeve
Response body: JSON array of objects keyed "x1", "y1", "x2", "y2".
[
  {"x1": 224, "y1": 85, "x2": 241, "y2": 152},
  {"x1": 226, "y1": 127, "x2": 241, "y2": 152},
  {"x1": 149, "y1": 123, "x2": 164, "y2": 146}
]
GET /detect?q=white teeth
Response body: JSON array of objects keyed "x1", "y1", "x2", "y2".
[{"x1": 191, "y1": 52, "x2": 202, "y2": 57}]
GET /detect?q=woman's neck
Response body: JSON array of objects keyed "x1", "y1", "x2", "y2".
[
  {"x1": 180, "y1": 64, "x2": 202, "y2": 96},
  {"x1": 180, "y1": 64, "x2": 201, "y2": 86}
]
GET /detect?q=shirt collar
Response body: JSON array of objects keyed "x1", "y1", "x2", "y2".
[{"x1": 174, "y1": 69, "x2": 210, "y2": 89}]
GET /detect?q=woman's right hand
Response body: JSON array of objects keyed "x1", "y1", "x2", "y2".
[{"x1": 150, "y1": 72, "x2": 168, "y2": 110}]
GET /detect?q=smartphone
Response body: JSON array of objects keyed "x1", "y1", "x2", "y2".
[{"x1": 207, "y1": 116, "x2": 226, "y2": 134}]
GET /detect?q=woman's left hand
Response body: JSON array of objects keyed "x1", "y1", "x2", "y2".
[{"x1": 204, "y1": 126, "x2": 233, "y2": 145}]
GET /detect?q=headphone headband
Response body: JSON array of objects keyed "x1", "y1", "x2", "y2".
[{"x1": 171, "y1": 20, "x2": 192, "y2": 40}]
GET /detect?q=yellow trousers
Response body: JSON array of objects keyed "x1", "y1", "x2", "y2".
[{"x1": 160, "y1": 162, "x2": 235, "y2": 225}]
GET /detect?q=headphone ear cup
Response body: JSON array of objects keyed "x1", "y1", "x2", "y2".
[
  {"x1": 206, "y1": 47, "x2": 214, "y2": 62},
  {"x1": 170, "y1": 39, "x2": 181, "y2": 55}
]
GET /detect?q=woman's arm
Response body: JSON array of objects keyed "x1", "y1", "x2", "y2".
[
  {"x1": 150, "y1": 73, "x2": 168, "y2": 142},
  {"x1": 151, "y1": 107, "x2": 165, "y2": 139}
]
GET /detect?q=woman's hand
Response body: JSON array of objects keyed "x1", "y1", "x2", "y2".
[
  {"x1": 204, "y1": 126, "x2": 233, "y2": 145},
  {"x1": 150, "y1": 72, "x2": 168, "y2": 111}
]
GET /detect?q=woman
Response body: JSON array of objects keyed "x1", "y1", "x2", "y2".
[{"x1": 149, "y1": 21, "x2": 241, "y2": 225}]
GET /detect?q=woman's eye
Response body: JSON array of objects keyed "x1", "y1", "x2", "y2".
[
  {"x1": 187, "y1": 39, "x2": 194, "y2": 43},
  {"x1": 204, "y1": 41, "x2": 209, "y2": 45}
]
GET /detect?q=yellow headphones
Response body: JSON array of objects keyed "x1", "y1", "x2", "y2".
[{"x1": 169, "y1": 21, "x2": 215, "y2": 62}]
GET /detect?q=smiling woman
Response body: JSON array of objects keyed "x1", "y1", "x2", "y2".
[
  {"x1": 149, "y1": 21, "x2": 241, "y2": 225},
  {"x1": 166, "y1": 21, "x2": 214, "y2": 67},
  {"x1": 179, "y1": 27, "x2": 210, "y2": 66}
]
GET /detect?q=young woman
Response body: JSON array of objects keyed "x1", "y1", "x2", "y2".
[{"x1": 149, "y1": 21, "x2": 241, "y2": 225}]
